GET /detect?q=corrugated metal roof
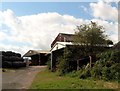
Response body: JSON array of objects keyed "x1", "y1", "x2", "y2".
[
  {"x1": 23, "y1": 50, "x2": 50, "y2": 57},
  {"x1": 57, "y1": 42, "x2": 73, "y2": 46},
  {"x1": 50, "y1": 42, "x2": 74, "y2": 51}
]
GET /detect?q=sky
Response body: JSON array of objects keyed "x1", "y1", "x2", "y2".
[{"x1": 0, "y1": 0, "x2": 119, "y2": 55}]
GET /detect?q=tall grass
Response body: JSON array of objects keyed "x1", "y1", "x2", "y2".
[{"x1": 30, "y1": 70, "x2": 119, "y2": 89}]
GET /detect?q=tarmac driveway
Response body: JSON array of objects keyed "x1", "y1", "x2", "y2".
[{"x1": 2, "y1": 66, "x2": 46, "y2": 89}]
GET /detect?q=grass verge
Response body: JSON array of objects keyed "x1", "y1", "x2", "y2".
[{"x1": 30, "y1": 69, "x2": 119, "y2": 89}]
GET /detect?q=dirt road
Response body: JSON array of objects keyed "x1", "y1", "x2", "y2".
[{"x1": 2, "y1": 66, "x2": 46, "y2": 89}]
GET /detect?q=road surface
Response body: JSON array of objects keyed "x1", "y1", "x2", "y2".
[{"x1": 2, "y1": 66, "x2": 46, "y2": 89}]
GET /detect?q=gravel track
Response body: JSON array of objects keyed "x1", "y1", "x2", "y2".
[{"x1": 2, "y1": 66, "x2": 46, "y2": 89}]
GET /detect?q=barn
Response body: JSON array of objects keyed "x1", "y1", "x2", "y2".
[
  {"x1": 23, "y1": 50, "x2": 50, "y2": 66},
  {"x1": 50, "y1": 33, "x2": 75, "y2": 70},
  {"x1": 50, "y1": 33, "x2": 112, "y2": 71}
]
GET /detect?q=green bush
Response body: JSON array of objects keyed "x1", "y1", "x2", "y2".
[
  {"x1": 74, "y1": 50, "x2": 120, "y2": 81},
  {"x1": 66, "y1": 67, "x2": 91, "y2": 79},
  {"x1": 77, "y1": 65, "x2": 91, "y2": 79},
  {"x1": 56, "y1": 56, "x2": 69, "y2": 76},
  {"x1": 92, "y1": 50, "x2": 120, "y2": 81},
  {"x1": 46, "y1": 56, "x2": 51, "y2": 70},
  {"x1": 66, "y1": 70, "x2": 80, "y2": 78},
  {"x1": 96, "y1": 50, "x2": 120, "y2": 64},
  {"x1": 91, "y1": 63, "x2": 102, "y2": 79},
  {"x1": 54, "y1": 47, "x2": 120, "y2": 82},
  {"x1": 56, "y1": 48, "x2": 72, "y2": 75},
  {"x1": 101, "y1": 66, "x2": 111, "y2": 80},
  {"x1": 110, "y1": 63, "x2": 120, "y2": 81}
]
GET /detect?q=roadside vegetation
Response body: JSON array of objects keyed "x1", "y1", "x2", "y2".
[
  {"x1": 30, "y1": 49, "x2": 120, "y2": 89},
  {"x1": 66, "y1": 50, "x2": 120, "y2": 81},
  {"x1": 31, "y1": 22, "x2": 119, "y2": 89},
  {"x1": 30, "y1": 69, "x2": 119, "y2": 89}
]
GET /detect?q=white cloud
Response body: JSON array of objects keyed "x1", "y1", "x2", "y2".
[
  {"x1": 90, "y1": 1, "x2": 118, "y2": 43},
  {"x1": 15, "y1": 12, "x2": 84, "y2": 49},
  {"x1": 90, "y1": 1, "x2": 118, "y2": 21},
  {"x1": 0, "y1": 8, "x2": 118, "y2": 55},
  {"x1": 0, "y1": 31, "x2": 7, "y2": 41},
  {"x1": 0, "y1": 44, "x2": 34, "y2": 56},
  {"x1": 0, "y1": 9, "x2": 85, "y2": 55},
  {"x1": 91, "y1": 19, "x2": 118, "y2": 43}
]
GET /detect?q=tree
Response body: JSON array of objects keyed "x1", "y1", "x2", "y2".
[
  {"x1": 106, "y1": 39, "x2": 113, "y2": 45},
  {"x1": 74, "y1": 21, "x2": 110, "y2": 54},
  {"x1": 73, "y1": 21, "x2": 113, "y2": 68},
  {"x1": 56, "y1": 47, "x2": 72, "y2": 75}
]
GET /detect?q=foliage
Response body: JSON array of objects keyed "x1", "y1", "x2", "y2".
[
  {"x1": 79, "y1": 67, "x2": 91, "y2": 79},
  {"x1": 66, "y1": 50, "x2": 120, "y2": 82},
  {"x1": 30, "y1": 69, "x2": 119, "y2": 89},
  {"x1": 66, "y1": 65, "x2": 91, "y2": 79},
  {"x1": 73, "y1": 21, "x2": 112, "y2": 55},
  {"x1": 91, "y1": 50, "x2": 120, "y2": 81},
  {"x1": 74, "y1": 21, "x2": 107, "y2": 45},
  {"x1": 55, "y1": 48, "x2": 120, "y2": 81},
  {"x1": 96, "y1": 50, "x2": 120, "y2": 64},
  {"x1": 46, "y1": 56, "x2": 51, "y2": 70},
  {"x1": 56, "y1": 48, "x2": 72, "y2": 75},
  {"x1": 66, "y1": 70, "x2": 80, "y2": 78},
  {"x1": 91, "y1": 61, "x2": 103, "y2": 79}
]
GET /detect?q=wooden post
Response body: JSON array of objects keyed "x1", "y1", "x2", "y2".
[{"x1": 89, "y1": 56, "x2": 92, "y2": 68}]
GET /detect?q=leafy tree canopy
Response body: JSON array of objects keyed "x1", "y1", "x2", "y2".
[{"x1": 74, "y1": 21, "x2": 110, "y2": 46}]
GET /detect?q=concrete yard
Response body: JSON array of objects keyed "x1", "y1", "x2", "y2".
[{"x1": 2, "y1": 66, "x2": 46, "y2": 89}]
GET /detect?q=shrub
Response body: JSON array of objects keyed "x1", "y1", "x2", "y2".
[
  {"x1": 66, "y1": 70, "x2": 80, "y2": 78},
  {"x1": 54, "y1": 46, "x2": 120, "y2": 82},
  {"x1": 79, "y1": 69, "x2": 91, "y2": 79},
  {"x1": 66, "y1": 50, "x2": 120, "y2": 81},
  {"x1": 109, "y1": 63, "x2": 120, "y2": 81},
  {"x1": 56, "y1": 56, "x2": 69, "y2": 75},
  {"x1": 92, "y1": 50, "x2": 120, "y2": 81},
  {"x1": 56, "y1": 48, "x2": 72, "y2": 75},
  {"x1": 101, "y1": 66, "x2": 111, "y2": 81},
  {"x1": 46, "y1": 56, "x2": 51, "y2": 70},
  {"x1": 78, "y1": 65, "x2": 91, "y2": 79},
  {"x1": 91, "y1": 63, "x2": 102, "y2": 79}
]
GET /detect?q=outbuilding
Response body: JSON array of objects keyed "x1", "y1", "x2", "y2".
[
  {"x1": 50, "y1": 33, "x2": 112, "y2": 71},
  {"x1": 23, "y1": 50, "x2": 50, "y2": 66}
]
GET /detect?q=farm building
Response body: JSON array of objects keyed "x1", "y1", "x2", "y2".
[
  {"x1": 50, "y1": 33, "x2": 112, "y2": 71},
  {"x1": 50, "y1": 33, "x2": 75, "y2": 70},
  {"x1": 23, "y1": 50, "x2": 50, "y2": 66},
  {"x1": 113, "y1": 41, "x2": 120, "y2": 50},
  {"x1": 51, "y1": 33, "x2": 75, "y2": 48}
]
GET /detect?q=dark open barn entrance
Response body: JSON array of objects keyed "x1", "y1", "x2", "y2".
[
  {"x1": 51, "y1": 46, "x2": 91, "y2": 71},
  {"x1": 23, "y1": 50, "x2": 50, "y2": 66},
  {"x1": 51, "y1": 45, "x2": 111, "y2": 71}
]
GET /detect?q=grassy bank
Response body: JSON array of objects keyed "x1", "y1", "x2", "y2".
[{"x1": 30, "y1": 69, "x2": 119, "y2": 89}]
